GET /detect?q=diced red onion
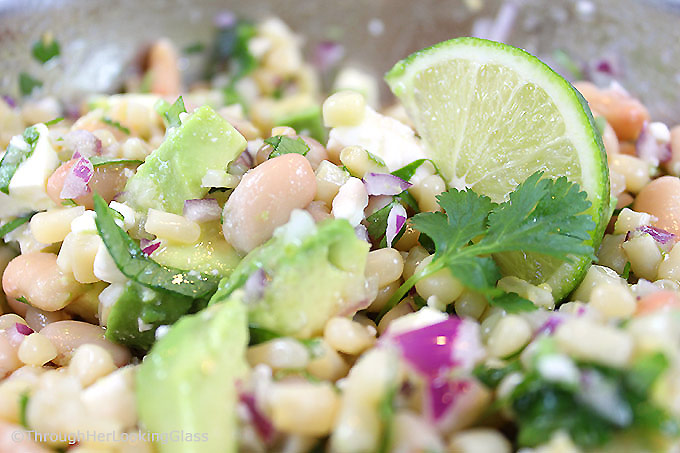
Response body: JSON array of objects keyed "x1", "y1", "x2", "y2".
[
  {"x1": 2, "y1": 95, "x2": 16, "y2": 108},
  {"x1": 386, "y1": 203, "x2": 407, "y2": 248},
  {"x1": 15, "y1": 323, "x2": 34, "y2": 336},
  {"x1": 64, "y1": 129, "x2": 102, "y2": 159},
  {"x1": 363, "y1": 172, "x2": 412, "y2": 196},
  {"x1": 235, "y1": 150, "x2": 253, "y2": 168},
  {"x1": 140, "y1": 239, "x2": 161, "y2": 256},
  {"x1": 244, "y1": 268, "x2": 269, "y2": 303},
  {"x1": 60, "y1": 156, "x2": 94, "y2": 199},
  {"x1": 215, "y1": 10, "x2": 237, "y2": 28},
  {"x1": 427, "y1": 378, "x2": 470, "y2": 421},
  {"x1": 239, "y1": 393, "x2": 275, "y2": 444},
  {"x1": 354, "y1": 224, "x2": 370, "y2": 242},
  {"x1": 391, "y1": 317, "x2": 483, "y2": 378},
  {"x1": 535, "y1": 316, "x2": 563, "y2": 337},
  {"x1": 594, "y1": 59, "x2": 616, "y2": 76},
  {"x1": 183, "y1": 199, "x2": 222, "y2": 223},
  {"x1": 637, "y1": 225, "x2": 676, "y2": 244},
  {"x1": 636, "y1": 122, "x2": 671, "y2": 165},
  {"x1": 313, "y1": 41, "x2": 345, "y2": 72}
]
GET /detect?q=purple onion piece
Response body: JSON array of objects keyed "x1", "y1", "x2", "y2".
[
  {"x1": 244, "y1": 269, "x2": 269, "y2": 303},
  {"x1": 363, "y1": 172, "x2": 412, "y2": 196},
  {"x1": 2, "y1": 95, "x2": 16, "y2": 108},
  {"x1": 392, "y1": 318, "x2": 463, "y2": 378},
  {"x1": 240, "y1": 393, "x2": 275, "y2": 444},
  {"x1": 15, "y1": 323, "x2": 34, "y2": 336},
  {"x1": 354, "y1": 224, "x2": 370, "y2": 243},
  {"x1": 427, "y1": 379, "x2": 470, "y2": 421},
  {"x1": 60, "y1": 156, "x2": 94, "y2": 199},
  {"x1": 535, "y1": 316, "x2": 563, "y2": 337},
  {"x1": 235, "y1": 150, "x2": 253, "y2": 169},
  {"x1": 636, "y1": 122, "x2": 671, "y2": 165},
  {"x1": 385, "y1": 203, "x2": 407, "y2": 247},
  {"x1": 595, "y1": 59, "x2": 615, "y2": 75},
  {"x1": 313, "y1": 41, "x2": 345, "y2": 72},
  {"x1": 637, "y1": 225, "x2": 676, "y2": 245},
  {"x1": 65, "y1": 129, "x2": 102, "y2": 159},
  {"x1": 183, "y1": 198, "x2": 222, "y2": 223},
  {"x1": 141, "y1": 241, "x2": 161, "y2": 256}
]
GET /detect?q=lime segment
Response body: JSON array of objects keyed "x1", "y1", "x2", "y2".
[{"x1": 386, "y1": 37, "x2": 610, "y2": 299}]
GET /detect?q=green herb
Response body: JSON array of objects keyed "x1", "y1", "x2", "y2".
[
  {"x1": 223, "y1": 84, "x2": 246, "y2": 109},
  {"x1": 15, "y1": 296, "x2": 29, "y2": 305},
  {"x1": 93, "y1": 194, "x2": 218, "y2": 298},
  {"x1": 207, "y1": 20, "x2": 257, "y2": 81},
  {"x1": 61, "y1": 199, "x2": 77, "y2": 207},
  {"x1": 377, "y1": 379, "x2": 398, "y2": 453},
  {"x1": 0, "y1": 126, "x2": 40, "y2": 194},
  {"x1": 365, "y1": 199, "x2": 399, "y2": 241},
  {"x1": 164, "y1": 96, "x2": 187, "y2": 129},
  {"x1": 264, "y1": 135, "x2": 310, "y2": 158},
  {"x1": 88, "y1": 156, "x2": 143, "y2": 167},
  {"x1": 18, "y1": 73, "x2": 42, "y2": 97},
  {"x1": 380, "y1": 172, "x2": 595, "y2": 318},
  {"x1": 183, "y1": 42, "x2": 206, "y2": 54},
  {"x1": 552, "y1": 49, "x2": 584, "y2": 81},
  {"x1": 44, "y1": 117, "x2": 64, "y2": 126},
  {"x1": 474, "y1": 360, "x2": 522, "y2": 389},
  {"x1": 622, "y1": 261, "x2": 631, "y2": 280},
  {"x1": 32, "y1": 34, "x2": 60, "y2": 64},
  {"x1": 397, "y1": 190, "x2": 419, "y2": 212},
  {"x1": 391, "y1": 158, "x2": 428, "y2": 182},
  {"x1": 101, "y1": 117, "x2": 130, "y2": 135},
  {"x1": 366, "y1": 151, "x2": 386, "y2": 167},
  {"x1": 490, "y1": 292, "x2": 537, "y2": 313},
  {"x1": 19, "y1": 391, "x2": 29, "y2": 428},
  {"x1": 0, "y1": 214, "x2": 33, "y2": 240}
]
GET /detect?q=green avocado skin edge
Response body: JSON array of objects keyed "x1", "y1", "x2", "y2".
[{"x1": 136, "y1": 294, "x2": 249, "y2": 453}]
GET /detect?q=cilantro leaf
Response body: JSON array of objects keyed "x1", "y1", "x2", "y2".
[
  {"x1": 88, "y1": 156, "x2": 143, "y2": 167},
  {"x1": 32, "y1": 35, "x2": 60, "y2": 64},
  {"x1": 391, "y1": 158, "x2": 428, "y2": 182},
  {"x1": 164, "y1": 96, "x2": 187, "y2": 128},
  {"x1": 264, "y1": 135, "x2": 309, "y2": 158},
  {"x1": 44, "y1": 117, "x2": 64, "y2": 126},
  {"x1": 0, "y1": 126, "x2": 40, "y2": 194},
  {"x1": 101, "y1": 117, "x2": 130, "y2": 135},
  {"x1": 19, "y1": 391, "x2": 29, "y2": 428},
  {"x1": 379, "y1": 171, "x2": 595, "y2": 319},
  {"x1": 366, "y1": 151, "x2": 386, "y2": 167},
  {"x1": 15, "y1": 296, "x2": 29, "y2": 305},
  {"x1": 490, "y1": 291, "x2": 538, "y2": 313},
  {"x1": 18, "y1": 73, "x2": 42, "y2": 97},
  {"x1": 0, "y1": 214, "x2": 34, "y2": 241}
]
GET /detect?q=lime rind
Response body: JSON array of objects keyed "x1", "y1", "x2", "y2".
[{"x1": 386, "y1": 37, "x2": 610, "y2": 300}]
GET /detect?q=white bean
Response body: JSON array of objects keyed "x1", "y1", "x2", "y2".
[{"x1": 39, "y1": 321, "x2": 130, "y2": 367}]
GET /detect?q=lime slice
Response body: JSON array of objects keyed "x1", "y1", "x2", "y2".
[{"x1": 386, "y1": 37, "x2": 610, "y2": 300}]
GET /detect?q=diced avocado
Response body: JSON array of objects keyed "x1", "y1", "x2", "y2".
[
  {"x1": 123, "y1": 105, "x2": 246, "y2": 214},
  {"x1": 104, "y1": 281, "x2": 195, "y2": 352},
  {"x1": 211, "y1": 215, "x2": 369, "y2": 338},
  {"x1": 151, "y1": 221, "x2": 240, "y2": 277},
  {"x1": 276, "y1": 104, "x2": 326, "y2": 143},
  {"x1": 137, "y1": 294, "x2": 249, "y2": 453}
]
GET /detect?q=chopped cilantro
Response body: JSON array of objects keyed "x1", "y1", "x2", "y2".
[
  {"x1": 622, "y1": 261, "x2": 631, "y2": 280},
  {"x1": 366, "y1": 151, "x2": 386, "y2": 167},
  {"x1": 32, "y1": 34, "x2": 60, "y2": 64},
  {"x1": 88, "y1": 156, "x2": 143, "y2": 167},
  {"x1": 474, "y1": 360, "x2": 522, "y2": 389},
  {"x1": 183, "y1": 42, "x2": 206, "y2": 54},
  {"x1": 264, "y1": 135, "x2": 310, "y2": 158},
  {"x1": 61, "y1": 199, "x2": 77, "y2": 207},
  {"x1": 101, "y1": 117, "x2": 130, "y2": 135},
  {"x1": 490, "y1": 291, "x2": 538, "y2": 313},
  {"x1": 15, "y1": 296, "x2": 29, "y2": 305},
  {"x1": 206, "y1": 20, "x2": 257, "y2": 81},
  {"x1": 0, "y1": 214, "x2": 34, "y2": 241},
  {"x1": 379, "y1": 172, "x2": 595, "y2": 318},
  {"x1": 391, "y1": 158, "x2": 428, "y2": 182},
  {"x1": 19, "y1": 391, "x2": 29, "y2": 428},
  {"x1": 163, "y1": 96, "x2": 187, "y2": 129},
  {"x1": 0, "y1": 126, "x2": 40, "y2": 194},
  {"x1": 44, "y1": 117, "x2": 64, "y2": 126},
  {"x1": 18, "y1": 73, "x2": 42, "y2": 97}
]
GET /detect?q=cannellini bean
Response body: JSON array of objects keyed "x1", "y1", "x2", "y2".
[
  {"x1": 633, "y1": 176, "x2": 680, "y2": 235},
  {"x1": 377, "y1": 298, "x2": 415, "y2": 335},
  {"x1": 2, "y1": 253, "x2": 83, "y2": 312},
  {"x1": 449, "y1": 428, "x2": 512, "y2": 453},
  {"x1": 365, "y1": 248, "x2": 404, "y2": 288},
  {"x1": 39, "y1": 321, "x2": 130, "y2": 367},
  {"x1": 47, "y1": 160, "x2": 129, "y2": 210},
  {"x1": 454, "y1": 291, "x2": 489, "y2": 320},
  {"x1": 367, "y1": 280, "x2": 400, "y2": 313},
  {"x1": 17, "y1": 332, "x2": 57, "y2": 366},
  {"x1": 246, "y1": 338, "x2": 310, "y2": 371},
  {"x1": 300, "y1": 136, "x2": 328, "y2": 170},
  {"x1": 324, "y1": 317, "x2": 376, "y2": 355},
  {"x1": 0, "y1": 314, "x2": 27, "y2": 332},
  {"x1": 305, "y1": 200, "x2": 331, "y2": 223},
  {"x1": 0, "y1": 334, "x2": 21, "y2": 377},
  {"x1": 269, "y1": 381, "x2": 339, "y2": 436},
  {"x1": 0, "y1": 421, "x2": 50, "y2": 452},
  {"x1": 574, "y1": 81, "x2": 650, "y2": 141},
  {"x1": 410, "y1": 175, "x2": 446, "y2": 212},
  {"x1": 414, "y1": 255, "x2": 464, "y2": 305},
  {"x1": 306, "y1": 340, "x2": 350, "y2": 381},
  {"x1": 393, "y1": 223, "x2": 420, "y2": 251},
  {"x1": 223, "y1": 153, "x2": 317, "y2": 254},
  {"x1": 390, "y1": 411, "x2": 445, "y2": 453},
  {"x1": 148, "y1": 39, "x2": 181, "y2": 96},
  {"x1": 486, "y1": 315, "x2": 532, "y2": 358},
  {"x1": 24, "y1": 306, "x2": 69, "y2": 332},
  {"x1": 403, "y1": 245, "x2": 429, "y2": 280}
]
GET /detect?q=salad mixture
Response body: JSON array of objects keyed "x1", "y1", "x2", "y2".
[{"x1": 0, "y1": 13, "x2": 679, "y2": 453}]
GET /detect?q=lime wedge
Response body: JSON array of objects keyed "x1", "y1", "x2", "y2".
[{"x1": 386, "y1": 37, "x2": 610, "y2": 300}]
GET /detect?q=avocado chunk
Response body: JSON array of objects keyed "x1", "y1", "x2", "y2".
[
  {"x1": 136, "y1": 294, "x2": 249, "y2": 453},
  {"x1": 151, "y1": 220, "x2": 241, "y2": 277},
  {"x1": 104, "y1": 280, "x2": 196, "y2": 352},
  {"x1": 123, "y1": 105, "x2": 246, "y2": 214},
  {"x1": 211, "y1": 213, "x2": 370, "y2": 338}
]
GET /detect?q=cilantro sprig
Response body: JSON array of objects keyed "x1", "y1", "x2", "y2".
[
  {"x1": 379, "y1": 172, "x2": 595, "y2": 317},
  {"x1": 264, "y1": 135, "x2": 309, "y2": 158}
]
